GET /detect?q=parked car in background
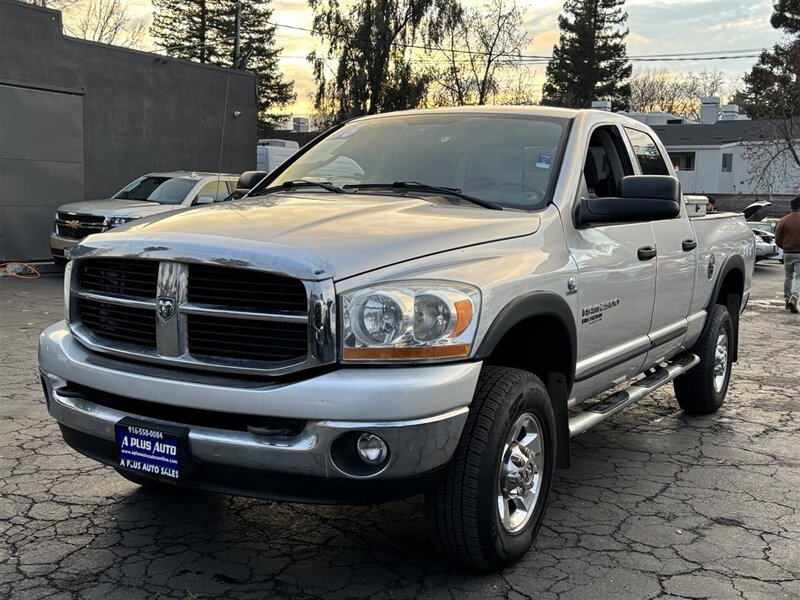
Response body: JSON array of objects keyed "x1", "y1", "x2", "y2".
[
  {"x1": 753, "y1": 228, "x2": 781, "y2": 262},
  {"x1": 51, "y1": 172, "x2": 239, "y2": 262},
  {"x1": 744, "y1": 201, "x2": 783, "y2": 263}
]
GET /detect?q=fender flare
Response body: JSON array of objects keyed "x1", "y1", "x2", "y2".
[
  {"x1": 475, "y1": 291, "x2": 577, "y2": 468},
  {"x1": 707, "y1": 253, "x2": 745, "y2": 311},
  {"x1": 706, "y1": 253, "x2": 745, "y2": 362}
]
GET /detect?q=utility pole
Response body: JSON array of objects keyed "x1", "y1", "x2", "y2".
[{"x1": 233, "y1": 1, "x2": 241, "y2": 69}]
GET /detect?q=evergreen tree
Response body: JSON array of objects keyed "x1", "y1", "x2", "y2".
[
  {"x1": 541, "y1": 0, "x2": 631, "y2": 110},
  {"x1": 215, "y1": 2, "x2": 296, "y2": 129},
  {"x1": 150, "y1": 0, "x2": 220, "y2": 64},
  {"x1": 770, "y1": 0, "x2": 800, "y2": 34},
  {"x1": 742, "y1": 0, "x2": 800, "y2": 122},
  {"x1": 150, "y1": 0, "x2": 295, "y2": 130}
]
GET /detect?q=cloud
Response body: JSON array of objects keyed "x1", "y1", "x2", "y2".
[{"x1": 82, "y1": 0, "x2": 787, "y2": 117}]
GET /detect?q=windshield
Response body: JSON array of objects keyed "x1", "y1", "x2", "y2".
[
  {"x1": 270, "y1": 113, "x2": 569, "y2": 210},
  {"x1": 113, "y1": 176, "x2": 197, "y2": 204}
]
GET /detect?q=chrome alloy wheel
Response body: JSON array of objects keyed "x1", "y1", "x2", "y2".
[
  {"x1": 497, "y1": 412, "x2": 544, "y2": 533},
  {"x1": 713, "y1": 330, "x2": 729, "y2": 393}
]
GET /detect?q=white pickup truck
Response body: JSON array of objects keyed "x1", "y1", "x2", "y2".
[{"x1": 39, "y1": 107, "x2": 754, "y2": 570}]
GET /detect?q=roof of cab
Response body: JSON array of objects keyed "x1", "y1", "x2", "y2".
[
  {"x1": 142, "y1": 171, "x2": 240, "y2": 180},
  {"x1": 349, "y1": 105, "x2": 648, "y2": 128}
]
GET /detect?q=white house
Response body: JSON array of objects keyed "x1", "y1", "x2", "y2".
[{"x1": 619, "y1": 97, "x2": 799, "y2": 214}]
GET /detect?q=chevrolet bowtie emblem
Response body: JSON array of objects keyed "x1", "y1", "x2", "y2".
[{"x1": 65, "y1": 219, "x2": 80, "y2": 230}]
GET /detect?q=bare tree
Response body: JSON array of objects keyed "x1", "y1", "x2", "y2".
[
  {"x1": 23, "y1": 0, "x2": 81, "y2": 9},
  {"x1": 629, "y1": 68, "x2": 732, "y2": 119},
  {"x1": 72, "y1": 0, "x2": 146, "y2": 48},
  {"x1": 429, "y1": 0, "x2": 532, "y2": 106},
  {"x1": 21, "y1": 0, "x2": 146, "y2": 48},
  {"x1": 740, "y1": 124, "x2": 800, "y2": 194},
  {"x1": 495, "y1": 66, "x2": 539, "y2": 106}
]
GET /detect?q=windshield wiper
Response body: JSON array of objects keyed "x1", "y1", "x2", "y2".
[
  {"x1": 344, "y1": 181, "x2": 503, "y2": 210},
  {"x1": 253, "y1": 180, "x2": 347, "y2": 196}
]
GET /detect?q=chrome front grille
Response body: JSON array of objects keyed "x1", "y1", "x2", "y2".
[
  {"x1": 70, "y1": 258, "x2": 336, "y2": 375},
  {"x1": 187, "y1": 264, "x2": 308, "y2": 312},
  {"x1": 186, "y1": 314, "x2": 308, "y2": 361},
  {"x1": 79, "y1": 298, "x2": 158, "y2": 347},
  {"x1": 80, "y1": 259, "x2": 158, "y2": 298},
  {"x1": 55, "y1": 212, "x2": 108, "y2": 240}
]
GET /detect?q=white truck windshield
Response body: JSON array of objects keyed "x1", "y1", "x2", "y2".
[{"x1": 271, "y1": 113, "x2": 569, "y2": 210}]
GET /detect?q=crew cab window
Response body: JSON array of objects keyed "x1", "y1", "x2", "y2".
[
  {"x1": 583, "y1": 126, "x2": 634, "y2": 198},
  {"x1": 194, "y1": 180, "x2": 230, "y2": 203},
  {"x1": 624, "y1": 128, "x2": 670, "y2": 175}
]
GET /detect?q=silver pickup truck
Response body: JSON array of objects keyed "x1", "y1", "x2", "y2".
[{"x1": 39, "y1": 107, "x2": 754, "y2": 570}]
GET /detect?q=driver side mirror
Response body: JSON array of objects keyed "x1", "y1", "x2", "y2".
[
  {"x1": 195, "y1": 195, "x2": 215, "y2": 205},
  {"x1": 576, "y1": 175, "x2": 681, "y2": 227},
  {"x1": 231, "y1": 170, "x2": 269, "y2": 199}
]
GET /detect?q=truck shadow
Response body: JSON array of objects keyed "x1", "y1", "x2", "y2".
[{"x1": 99, "y1": 401, "x2": 720, "y2": 595}]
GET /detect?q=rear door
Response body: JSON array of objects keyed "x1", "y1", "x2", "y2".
[
  {"x1": 624, "y1": 126, "x2": 697, "y2": 362},
  {"x1": 564, "y1": 124, "x2": 658, "y2": 402}
]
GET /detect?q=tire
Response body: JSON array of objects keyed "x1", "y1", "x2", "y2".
[
  {"x1": 425, "y1": 366, "x2": 557, "y2": 571},
  {"x1": 673, "y1": 304, "x2": 734, "y2": 415}
]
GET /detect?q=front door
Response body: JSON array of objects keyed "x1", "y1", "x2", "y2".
[{"x1": 565, "y1": 125, "x2": 658, "y2": 403}]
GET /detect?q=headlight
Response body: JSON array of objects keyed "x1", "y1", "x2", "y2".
[
  {"x1": 341, "y1": 281, "x2": 480, "y2": 362},
  {"x1": 109, "y1": 216, "x2": 136, "y2": 227}
]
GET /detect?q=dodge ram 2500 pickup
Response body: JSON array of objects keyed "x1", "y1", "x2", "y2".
[{"x1": 39, "y1": 106, "x2": 754, "y2": 570}]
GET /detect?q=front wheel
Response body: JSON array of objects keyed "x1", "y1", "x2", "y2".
[
  {"x1": 673, "y1": 304, "x2": 734, "y2": 414},
  {"x1": 425, "y1": 367, "x2": 556, "y2": 571}
]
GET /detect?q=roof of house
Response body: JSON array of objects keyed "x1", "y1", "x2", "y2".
[{"x1": 652, "y1": 119, "x2": 796, "y2": 147}]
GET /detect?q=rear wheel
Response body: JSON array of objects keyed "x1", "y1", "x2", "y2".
[
  {"x1": 673, "y1": 304, "x2": 733, "y2": 414},
  {"x1": 425, "y1": 366, "x2": 556, "y2": 571}
]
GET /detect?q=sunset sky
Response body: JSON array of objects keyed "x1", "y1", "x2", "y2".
[{"x1": 111, "y1": 0, "x2": 784, "y2": 116}]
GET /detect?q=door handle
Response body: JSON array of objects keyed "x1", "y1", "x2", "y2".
[
  {"x1": 637, "y1": 246, "x2": 657, "y2": 261},
  {"x1": 682, "y1": 239, "x2": 698, "y2": 251}
]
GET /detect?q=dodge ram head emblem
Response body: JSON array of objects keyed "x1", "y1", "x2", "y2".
[
  {"x1": 157, "y1": 297, "x2": 176, "y2": 321},
  {"x1": 65, "y1": 219, "x2": 80, "y2": 230}
]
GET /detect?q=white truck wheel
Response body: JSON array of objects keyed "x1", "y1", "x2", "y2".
[{"x1": 425, "y1": 366, "x2": 556, "y2": 571}]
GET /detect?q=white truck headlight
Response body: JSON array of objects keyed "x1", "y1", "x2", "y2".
[{"x1": 341, "y1": 281, "x2": 480, "y2": 362}]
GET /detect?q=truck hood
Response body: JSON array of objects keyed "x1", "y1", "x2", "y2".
[
  {"x1": 76, "y1": 193, "x2": 541, "y2": 280},
  {"x1": 57, "y1": 198, "x2": 178, "y2": 218}
]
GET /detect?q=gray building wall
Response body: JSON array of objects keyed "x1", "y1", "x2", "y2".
[{"x1": 0, "y1": 0, "x2": 257, "y2": 260}]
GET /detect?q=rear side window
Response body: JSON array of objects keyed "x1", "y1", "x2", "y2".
[{"x1": 624, "y1": 128, "x2": 670, "y2": 175}]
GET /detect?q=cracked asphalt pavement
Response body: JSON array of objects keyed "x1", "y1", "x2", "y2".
[{"x1": 2, "y1": 263, "x2": 799, "y2": 599}]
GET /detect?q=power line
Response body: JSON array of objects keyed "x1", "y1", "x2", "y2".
[
  {"x1": 267, "y1": 20, "x2": 768, "y2": 62},
  {"x1": 143, "y1": 19, "x2": 768, "y2": 65}
]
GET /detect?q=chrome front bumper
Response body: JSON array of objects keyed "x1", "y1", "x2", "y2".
[{"x1": 39, "y1": 323, "x2": 480, "y2": 481}]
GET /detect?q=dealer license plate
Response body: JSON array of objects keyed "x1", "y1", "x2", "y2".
[{"x1": 115, "y1": 419, "x2": 183, "y2": 480}]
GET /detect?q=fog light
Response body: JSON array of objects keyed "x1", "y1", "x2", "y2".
[{"x1": 356, "y1": 433, "x2": 388, "y2": 465}]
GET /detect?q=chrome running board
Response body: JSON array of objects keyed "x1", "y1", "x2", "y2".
[{"x1": 568, "y1": 353, "x2": 700, "y2": 437}]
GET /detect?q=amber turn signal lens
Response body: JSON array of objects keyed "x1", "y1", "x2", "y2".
[
  {"x1": 451, "y1": 299, "x2": 474, "y2": 338},
  {"x1": 343, "y1": 344, "x2": 471, "y2": 361}
]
